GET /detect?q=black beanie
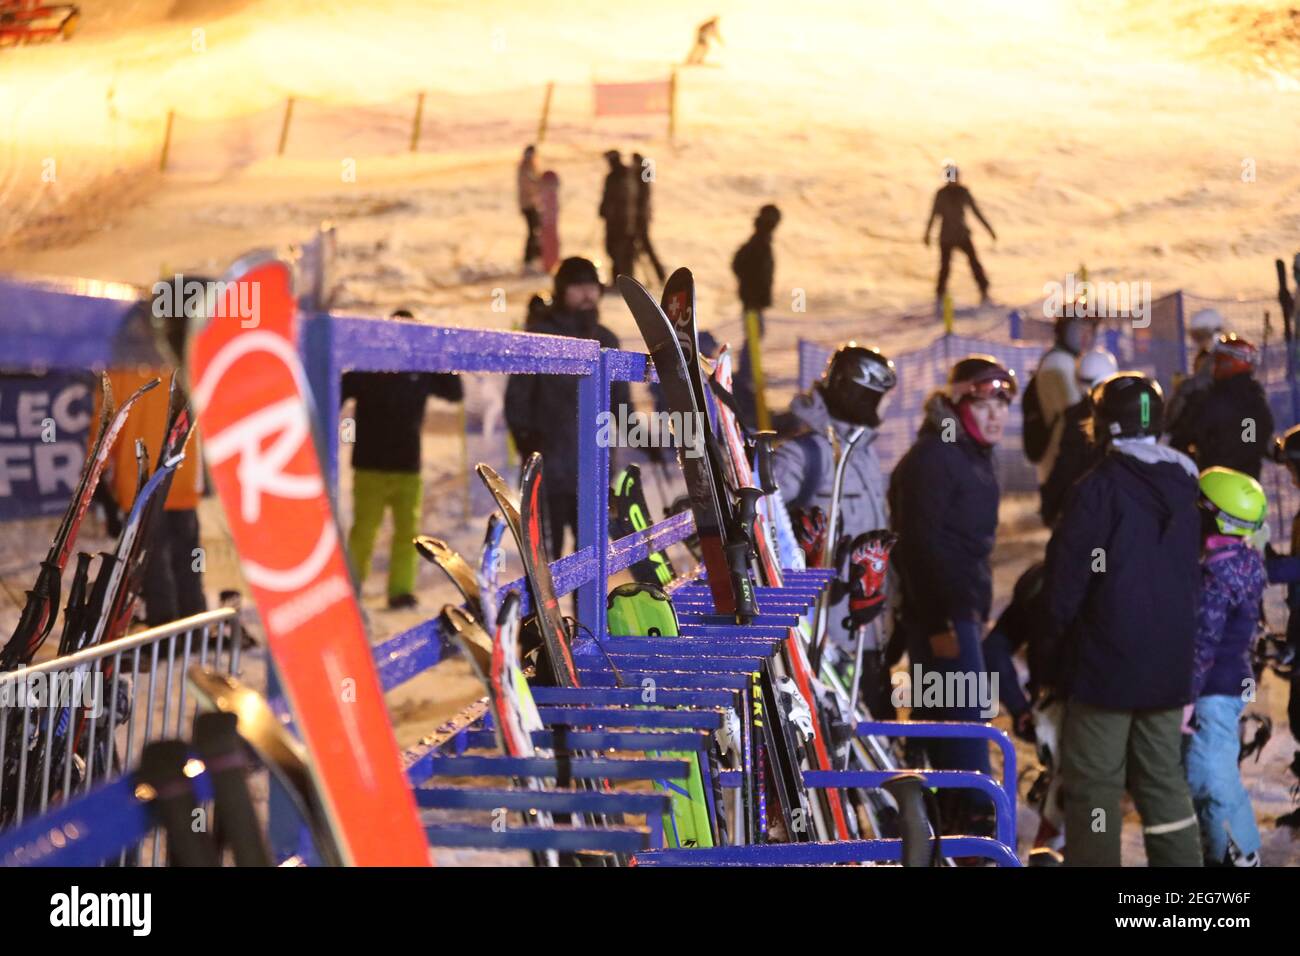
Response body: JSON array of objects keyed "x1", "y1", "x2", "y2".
[{"x1": 553, "y1": 256, "x2": 601, "y2": 301}]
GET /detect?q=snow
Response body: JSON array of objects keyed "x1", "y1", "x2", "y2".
[{"x1": 1, "y1": 0, "x2": 1298, "y2": 864}]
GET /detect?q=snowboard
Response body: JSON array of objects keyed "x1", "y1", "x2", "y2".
[
  {"x1": 189, "y1": 254, "x2": 428, "y2": 867},
  {"x1": 610, "y1": 464, "x2": 676, "y2": 587}
]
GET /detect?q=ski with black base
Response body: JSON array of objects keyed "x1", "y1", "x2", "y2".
[
  {"x1": 618, "y1": 274, "x2": 751, "y2": 617},
  {"x1": 476, "y1": 457, "x2": 579, "y2": 687}
]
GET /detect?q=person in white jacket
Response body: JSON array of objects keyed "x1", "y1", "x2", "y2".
[{"x1": 1032, "y1": 315, "x2": 1095, "y2": 484}]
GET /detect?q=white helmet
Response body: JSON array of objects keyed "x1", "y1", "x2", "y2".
[
  {"x1": 1189, "y1": 308, "x2": 1225, "y2": 336},
  {"x1": 1076, "y1": 348, "x2": 1119, "y2": 389}
]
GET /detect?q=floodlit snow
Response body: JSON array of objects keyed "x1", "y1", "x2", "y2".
[{"x1": 1, "y1": 0, "x2": 1298, "y2": 864}]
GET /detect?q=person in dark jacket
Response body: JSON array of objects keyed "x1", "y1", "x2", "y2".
[
  {"x1": 598, "y1": 151, "x2": 636, "y2": 286},
  {"x1": 888, "y1": 355, "x2": 1015, "y2": 824},
  {"x1": 1039, "y1": 348, "x2": 1117, "y2": 526},
  {"x1": 631, "y1": 152, "x2": 666, "y2": 282},
  {"x1": 924, "y1": 163, "x2": 995, "y2": 304},
  {"x1": 1046, "y1": 372, "x2": 1203, "y2": 866},
  {"x1": 731, "y1": 203, "x2": 781, "y2": 428},
  {"x1": 1185, "y1": 466, "x2": 1268, "y2": 867},
  {"x1": 344, "y1": 310, "x2": 464, "y2": 609},
  {"x1": 505, "y1": 257, "x2": 630, "y2": 556},
  {"x1": 1263, "y1": 425, "x2": 1300, "y2": 827},
  {"x1": 1167, "y1": 333, "x2": 1273, "y2": 479}
]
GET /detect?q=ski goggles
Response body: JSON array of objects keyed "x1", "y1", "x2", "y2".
[{"x1": 950, "y1": 372, "x2": 1017, "y2": 404}]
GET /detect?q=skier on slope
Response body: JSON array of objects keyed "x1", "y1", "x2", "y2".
[
  {"x1": 505, "y1": 257, "x2": 630, "y2": 556},
  {"x1": 888, "y1": 355, "x2": 1016, "y2": 832},
  {"x1": 924, "y1": 162, "x2": 996, "y2": 307},
  {"x1": 1167, "y1": 333, "x2": 1274, "y2": 479},
  {"x1": 731, "y1": 203, "x2": 781, "y2": 428},
  {"x1": 1045, "y1": 373, "x2": 1203, "y2": 866},
  {"x1": 1023, "y1": 311, "x2": 1097, "y2": 493},
  {"x1": 1038, "y1": 347, "x2": 1118, "y2": 526},
  {"x1": 1164, "y1": 308, "x2": 1224, "y2": 427},
  {"x1": 598, "y1": 150, "x2": 636, "y2": 287},
  {"x1": 771, "y1": 344, "x2": 897, "y2": 715}
]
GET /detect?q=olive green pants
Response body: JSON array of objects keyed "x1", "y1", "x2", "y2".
[
  {"x1": 347, "y1": 469, "x2": 422, "y2": 599},
  {"x1": 1061, "y1": 697, "x2": 1202, "y2": 867}
]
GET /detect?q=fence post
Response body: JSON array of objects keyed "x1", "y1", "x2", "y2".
[
  {"x1": 158, "y1": 110, "x2": 175, "y2": 172},
  {"x1": 409, "y1": 91, "x2": 425, "y2": 152},
  {"x1": 300, "y1": 311, "x2": 341, "y2": 501},
  {"x1": 278, "y1": 98, "x2": 295, "y2": 156},
  {"x1": 536, "y1": 82, "x2": 554, "y2": 144},
  {"x1": 575, "y1": 350, "x2": 611, "y2": 641}
]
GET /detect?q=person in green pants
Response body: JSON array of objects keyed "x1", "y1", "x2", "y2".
[
  {"x1": 343, "y1": 317, "x2": 463, "y2": 609},
  {"x1": 1044, "y1": 373, "x2": 1203, "y2": 866}
]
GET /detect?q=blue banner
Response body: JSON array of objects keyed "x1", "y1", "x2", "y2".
[{"x1": 0, "y1": 373, "x2": 97, "y2": 522}]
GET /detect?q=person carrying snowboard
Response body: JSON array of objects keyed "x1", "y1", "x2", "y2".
[
  {"x1": 505, "y1": 257, "x2": 630, "y2": 556},
  {"x1": 1045, "y1": 373, "x2": 1203, "y2": 866},
  {"x1": 923, "y1": 162, "x2": 996, "y2": 306},
  {"x1": 731, "y1": 203, "x2": 781, "y2": 428},
  {"x1": 598, "y1": 150, "x2": 636, "y2": 286},
  {"x1": 1185, "y1": 467, "x2": 1268, "y2": 867},
  {"x1": 771, "y1": 343, "x2": 897, "y2": 714},
  {"x1": 344, "y1": 310, "x2": 463, "y2": 610},
  {"x1": 1168, "y1": 333, "x2": 1274, "y2": 479},
  {"x1": 517, "y1": 144, "x2": 542, "y2": 273},
  {"x1": 888, "y1": 355, "x2": 1016, "y2": 831}
]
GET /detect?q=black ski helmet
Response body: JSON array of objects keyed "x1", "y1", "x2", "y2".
[
  {"x1": 1091, "y1": 372, "x2": 1163, "y2": 441},
  {"x1": 947, "y1": 355, "x2": 1017, "y2": 403},
  {"x1": 1273, "y1": 423, "x2": 1300, "y2": 473},
  {"x1": 819, "y1": 343, "x2": 896, "y2": 427}
]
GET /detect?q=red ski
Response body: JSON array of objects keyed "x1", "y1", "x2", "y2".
[{"x1": 189, "y1": 254, "x2": 428, "y2": 866}]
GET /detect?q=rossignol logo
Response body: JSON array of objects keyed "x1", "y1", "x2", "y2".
[
  {"x1": 664, "y1": 292, "x2": 695, "y2": 360},
  {"x1": 49, "y1": 886, "x2": 150, "y2": 936},
  {"x1": 194, "y1": 329, "x2": 348, "y2": 633}
]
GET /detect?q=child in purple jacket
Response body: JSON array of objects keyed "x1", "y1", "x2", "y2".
[{"x1": 1186, "y1": 467, "x2": 1268, "y2": 867}]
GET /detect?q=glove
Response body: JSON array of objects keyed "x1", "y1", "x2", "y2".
[
  {"x1": 792, "y1": 506, "x2": 827, "y2": 568},
  {"x1": 840, "y1": 529, "x2": 898, "y2": 631}
]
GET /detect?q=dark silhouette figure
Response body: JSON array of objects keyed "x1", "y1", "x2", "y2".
[
  {"x1": 631, "y1": 152, "x2": 666, "y2": 282},
  {"x1": 685, "y1": 16, "x2": 722, "y2": 65},
  {"x1": 599, "y1": 150, "x2": 636, "y2": 286},
  {"x1": 731, "y1": 203, "x2": 781, "y2": 427},
  {"x1": 924, "y1": 164, "x2": 995, "y2": 303}
]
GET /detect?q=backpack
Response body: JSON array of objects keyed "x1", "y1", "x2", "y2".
[{"x1": 1021, "y1": 374, "x2": 1050, "y2": 464}]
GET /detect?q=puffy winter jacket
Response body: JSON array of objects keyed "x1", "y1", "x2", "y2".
[
  {"x1": 504, "y1": 305, "x2": 629, "y2": 495},
  {"x1": 1193, "y1": 537, "x2": 1265, "y2": 699},
  {"x1": 1045, "y1": 439, "x2": 1201, "y2": 710},
  {"x1": 732, "y1": 229, "x2": 775, "y2": 312},
  {"x1": 888, "y1": 393, "x2": 1000, "y2": 634},
  {"x1": 1168, "y1": 372, "x2": 1274, "y2": 478},
  {"x1": 772, "y1": 386, "x2": 889, "y2": 649}
]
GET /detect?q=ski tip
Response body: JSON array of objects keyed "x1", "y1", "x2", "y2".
[
  {"x1": 616, "y1": 273, "x2": 649, "y2": 301},
  {"x1": 412, "y1": 535, "x2": 446, "y2": 563}
]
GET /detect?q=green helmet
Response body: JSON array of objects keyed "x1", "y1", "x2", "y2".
[{"x1": 1198, "y1": 467, "x2": 1267, "y2": 537}]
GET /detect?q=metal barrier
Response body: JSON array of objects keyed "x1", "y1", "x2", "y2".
[{"x1": 0, "y1": 608, "x2": 243, "y2": 864}]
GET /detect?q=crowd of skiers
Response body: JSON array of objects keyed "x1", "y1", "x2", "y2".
[{"x1": 774, "y1": 307, "x2": 1298, "y2": 866}]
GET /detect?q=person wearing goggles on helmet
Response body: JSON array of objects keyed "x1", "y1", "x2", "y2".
[
  {"x1": 1168, "y1": 333, "x2": 1274, "y2": 479},
  {"x1": 886, "y1": 355, "x2": 1014, "y2": 834}
]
